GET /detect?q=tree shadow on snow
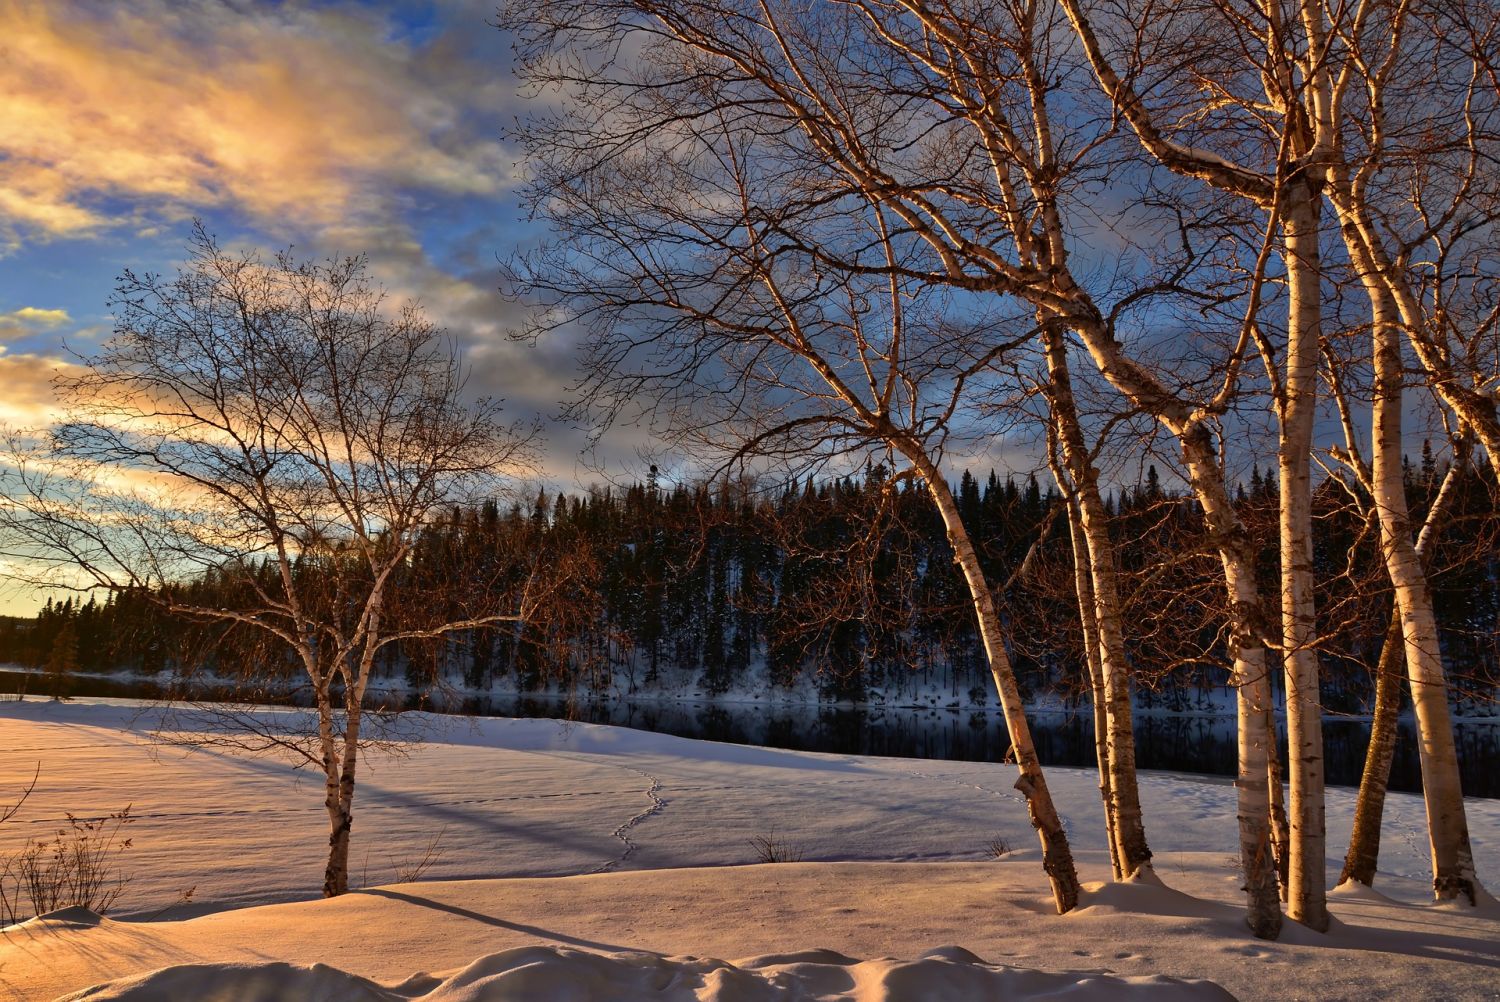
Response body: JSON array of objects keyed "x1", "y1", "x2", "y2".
[{"x1": 352, "y1": 888, "x2": 642, "y2": 954}]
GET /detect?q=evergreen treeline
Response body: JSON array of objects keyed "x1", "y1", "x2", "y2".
[{"x1": 4, "y1": 456, "x2": 1497, "y2": 712}]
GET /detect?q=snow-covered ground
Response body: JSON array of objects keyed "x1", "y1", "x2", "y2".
[{"x1": 1, "y1": 698, "x2": 1497, "y2": 1000}]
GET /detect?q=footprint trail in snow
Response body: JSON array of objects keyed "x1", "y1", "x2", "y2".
[{"x1": 590, "y1": 764, "x2": 667, "y2": 873}]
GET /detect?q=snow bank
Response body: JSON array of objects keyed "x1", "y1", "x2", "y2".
[
  {"x1": 60, "y1": 962, "x2": 392, "y2": 1002},
  {"x1": 61, "y1": 945, "x2": 1233, "y2": 1002}
]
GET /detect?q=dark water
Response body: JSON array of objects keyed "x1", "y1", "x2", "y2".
[{"x1": 4, "y1": 668, "x2": 1497, "y2": 798}]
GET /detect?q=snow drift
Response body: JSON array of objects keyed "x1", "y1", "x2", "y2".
[{"x1": 60, "y1": 944, "x2": 1234, "y2": 1001}]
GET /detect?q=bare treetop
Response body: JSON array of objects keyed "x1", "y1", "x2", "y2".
[{"x1": 6, "y1": 225, "x2": 533, "y2": 608}]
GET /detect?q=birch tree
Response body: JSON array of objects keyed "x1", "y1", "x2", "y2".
[
  {"x1": 1315, "y1": 0, "x2": 1499, "y2": 903},
  {"x1": 505, "y1": 0, "x2": 1289, "y2": 932},
  {"x1": 1062, "y1": 0, "x2": 1500, "y2": 912},
  {"x1": 0, "y1": 228, "x2": 537, "y2": 897},
  {"x1": 1039, "y1": 327, "x2": 1151, "y2": 878},
  {"x1": 505, "y1": 84, "x2": 1086, "y2": 906},
  {"x1": 1324, "y1": 305, "x2": 1481, "y2": 898},
  {"x1": 1055, "y1": 0, "x2": 1343, "y2": 929},
  {"x1": 1330, "y1": 443, "x2": 1469, "y2": 890}
]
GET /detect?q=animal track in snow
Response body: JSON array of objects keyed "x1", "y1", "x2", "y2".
[
  {"x1": 890, "y1": 762, "x2": 1083, "y2": 841},
  {"x1": 892, "y1": 765, "x2": 1028, "y2": 807},
  {"x1": 589, "y1": 766, "x2": 667, "y2": 874}
]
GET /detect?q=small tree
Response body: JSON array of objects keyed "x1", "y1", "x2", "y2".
[{"x1": 0, "y1": 226, "x2": 537, "y2": 896}]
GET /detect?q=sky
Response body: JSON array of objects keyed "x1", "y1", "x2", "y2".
[
  {"x1": 0, "y1": 0, "x2": 663, "y2": 614},
  {"x1": 0, "y1": 0, "x2": 1417, "y2": 618},
  {"x1": 0, "y1": 0, "x2": 709, "y2": 439},
  {"x1": 0, "y1": 0, "x2": 1048, "y2": 619}
]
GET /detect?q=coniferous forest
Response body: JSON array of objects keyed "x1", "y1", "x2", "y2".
[{"x1": 6, "y1": 457, "x2": 1496, "y2": 716}]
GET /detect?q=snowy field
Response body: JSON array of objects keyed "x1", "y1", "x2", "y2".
[{"x1": 1, "y1": 698, "x2": 1497, "y2": 1000}]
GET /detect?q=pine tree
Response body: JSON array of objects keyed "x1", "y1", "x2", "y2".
[{"x1": 45, "y1": 620, "x2": 78, "y2": 700}]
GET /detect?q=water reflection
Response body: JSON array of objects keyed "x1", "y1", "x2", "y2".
[{"x1": 3, "y1": 669, "x2": 1495, "y2": 798}]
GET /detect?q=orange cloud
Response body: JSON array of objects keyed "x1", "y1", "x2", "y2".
[
  {"x1": 0, "y1": 1, "x2": 509, "y2": 244},
  {"x1": 0, "y1": 353, "x2": 78, "y2": 426}
]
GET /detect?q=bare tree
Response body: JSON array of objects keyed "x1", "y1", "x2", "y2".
[
  {"x1": 0, "y1": 227, "x2": 537, "y2": 897},
  {"x1": 1039, "y1": 328, "x2": 1152, "y2": 878},
  {"x1": 1043, "y1": 419, "x2": 1124, "y2": 880},
  {"x1": 504, "y1": 37, "x2": 1086, "y2": 906},
  {"x1": 1325, "y1": 332, "x2": 1476, "y2": 893},
  {"x1": 1315, "y1": 0, "x2": 1498, "y2": 904},
  {"x1": 1060, "y1": 0, "x2": 1500, "y2": 912},
  {"x1": 1056, "y1": 0, "x2": 1342, "y2": 930}
]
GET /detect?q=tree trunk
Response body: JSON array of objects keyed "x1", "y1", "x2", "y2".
[
  {"x1": 910, "y1": 448, "x2": 1080, "y2": 913},
  {"x1": 323, "y1": 695, "x2": 365, "y2": 898},
  {"x1": 321, "y1": 612, "x2": 382, "y2": 899},
  {"x1": 1367, "y1": 290, "x2": 1480, "y2": 903},
  {"x1": 1266, "y1": 705, "x2": 1290, "y2": 900},
  {"x1": 1278, "y1": 186, "x2": 1329, "y2": 931},
  {"x1": 323, "y1": 800, "x2": 354, "y2": 898},
  {"x1": 1058, "y1": 309, "x2": 1281, "y2": 935},
  {"x1": 1338, "y1": 613, "x2": 1403, "y2": 888},
  {"x1": 315, "y1": 678, "x2": 349, "y2": 898},
  {"x1": 1064, "y1": 492, "x2": 1123, "y2": 880},
  {"x1": 1180, "y1": 426, "x2": 1284, "y2": 939},
  {"x1": 1044, "y1": 328, "x2": 1151, "y2": 877},
  {"x1": 1338, "y1": 445, "x2": 1470, "y2": 890}
]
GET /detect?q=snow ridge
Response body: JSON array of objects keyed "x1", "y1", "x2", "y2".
[{"x1": 59, "y1": 944, "x2": 1237, "y2": 1001}]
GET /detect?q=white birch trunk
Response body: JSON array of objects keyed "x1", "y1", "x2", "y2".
[
  {"x1": 1338, "y1": 612, "x2": 1403, "y2": 888},
  {"x1": 315, "y1": 674, "x2": 350, "y2": 898},
  {"x1": 1180, "y1": 427, "x2": 1284, "y2": 939},
  {"x1": 1367, "y1": 289, "x2": 1481, "y2": 903},
  {"x1": 1278, "y1": 186, "x2": 1330, "y2": 931},
  {"x1": 323, "y1": 698, "x2": 362, "y2": 898},
  {"x1": 1044, "y1": 329, "x2": 1152, "y2": 877},
  {"x1": 1064, "y1": 493, "x2": 1123, "y2": 880},
  {"x1": 321, "y1": 599, "x2": 383, "y2": 898},
  {"x1": 1266, "y1": 704, "x2": 1291, "y2": 900},
  {"x1": 908, "y1": 448, "x2": 1081, "y2": 913}
]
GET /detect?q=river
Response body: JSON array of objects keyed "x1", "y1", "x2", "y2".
[{"x1": 4, "y1": 667, "x2": 1497, "y2": 797}]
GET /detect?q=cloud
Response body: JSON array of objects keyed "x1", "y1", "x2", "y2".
[
  {"x1": 310, "y1": 221, "x2": 575, "y2": 408},
  {"x1": 0, "y1": 0, "x2": 513, "y2": 246},
  {"x1": 0, "y1": 307, "x2": 71, "y2": 341},
  {"x1": 0, "y1": 353, "x2": 78, "y2": 426},
  {"x1": 0, "y1": 1, "x2": 659, "y2": 491},
  {"x1": 301, "y1": 220, "x2": 673, "y2": 485}
]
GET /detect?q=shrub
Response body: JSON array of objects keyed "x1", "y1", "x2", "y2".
[
  {"x1": 985, "y1": 836, "x2": 1012, "y2": 859},
  {"x1": 748, "y1": 828, "x2": 803, "y2": 864},
  {"x1": 1, "y1": 807, "x2": 134, "y2": 925}
]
